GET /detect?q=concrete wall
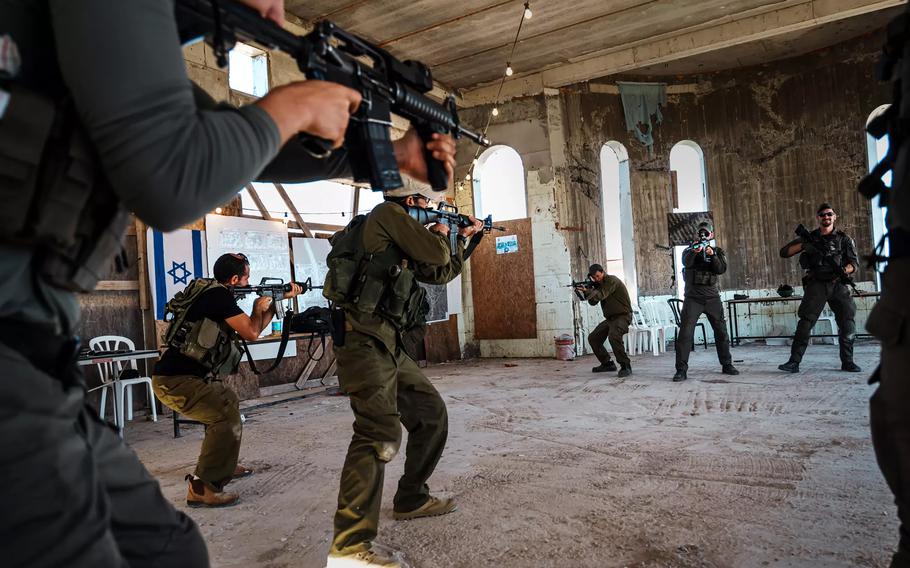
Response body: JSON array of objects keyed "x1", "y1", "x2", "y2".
[{"x1": 453, "y1": 31, "x2": 889, "y2": 359}]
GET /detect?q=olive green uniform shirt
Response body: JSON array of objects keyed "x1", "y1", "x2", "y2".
[
  {"x1": 345, "y1": 201, "x2": 465, "y2": 350},
  {"x1": 584, "y1": 275, "x2": 632, "y2": 319}
]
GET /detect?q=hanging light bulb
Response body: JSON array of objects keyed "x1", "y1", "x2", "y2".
[
  {"x1": 465, "y1": 173, "x2": 471, "y2": 181},
  {"x1": 215, "y1": 207, "x2": 223, "y2": 214},
  {"x1": 506, "y1": 64, "x2": 513, "y2": 76},
  {"x1": 491, "y1": 107, "x2": 499, "y2": 117},
  {"x1": 472, "y1": 158, "x2": 479, "y2": 166},
  {"x1": 282, "y1": 212, "x2": 290, "y2": 225},
  {"x1": 523, "y1": 2, "x2": 532, "y2": 19}
]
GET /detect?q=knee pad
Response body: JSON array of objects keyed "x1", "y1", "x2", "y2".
[{"x1": 374, "y1": 440, "x2": 400, "y2": 462}]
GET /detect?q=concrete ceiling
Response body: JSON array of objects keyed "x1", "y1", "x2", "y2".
[{"x1": 285, "y1": 0, "x2": 903, "y2": 103}]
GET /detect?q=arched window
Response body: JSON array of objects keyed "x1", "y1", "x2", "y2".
[
  {"x1": 600, "y1": 141, "x2": 637, "y2": 300},
  {"x1": 669, "y1": 141, "x2": 709, "y2": 299},
  {"x1": 474, "y1": 145, "x2": 527, "y2": 221},
  {"x1": 867, "y1": 104, "x2": 890, "y2": 288}
]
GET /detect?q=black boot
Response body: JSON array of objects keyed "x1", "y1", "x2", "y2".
[
  {"x1": 593, "y1": 362, "x2": 617, "y2": 373},
  {"x1": 721, "y1": 364, "x2": 740, "y2": 376},
  {"x1": 672, "y1": 370, "x2": 688, "y2": 382},
  {"x1": 841, "y1": 362, "x2": 862, "y2": 372},
  {"x1": 778, "y1": 361, "x2": 800, "y2": 373},
  {"x1": 617, "y1": 364, "x2": 632, "y2": 378}
]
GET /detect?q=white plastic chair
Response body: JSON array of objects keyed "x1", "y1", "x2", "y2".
[
  {"x1": 630, "y1": 306, "x2": 662, "y2": 356},
  {"x1": 815, "y1": 308, "x2": 839, "y2": 345},
  {"x1": 641, "y1": 300, "x2": 675, "y2": 353},
  {"x1": 90, "y1": 336, "x2": 157, "y2": 430}
]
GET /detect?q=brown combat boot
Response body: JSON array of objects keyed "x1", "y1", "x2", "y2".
[
  {"x1": 392, "y1": 495, "x2": 457, "y2": 520},
  {"x1": 185, "y1": 475, "x2": 239, "y2": 508},
  {"x1": 232, "y1": 463, "x2": 253, "y2": 478}
]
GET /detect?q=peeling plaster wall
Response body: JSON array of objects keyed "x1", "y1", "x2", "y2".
[
  {"x1": 560, "y1": 33, "x2": 889, "y2": 298},
  {"x1": 459, "y1": 32, "x2": 889, "y2": 358},
  {"x1": 454, "y1": 95, "x2": 574, "y2": 358}
]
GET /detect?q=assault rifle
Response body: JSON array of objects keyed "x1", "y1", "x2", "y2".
[
  {"x1": 566, "y1": 278, "x2": 595, "y2": 301},
  {"x1": 406, "y1": 205, "x2": 505, "y2": 256},
  {"x1": 232, "y1": 276, "x2": 326, "y2": 375},
  {"x1": 684, "y1": 238, "x2": 711, "y2": 262},
  {"x1": 795, "y1": 224, "x2": 859, "y2": 294},
  {"x1": 175, "y1": 0, "x2": 490, "y2": 191},
  {"x1": 232, "y1": 277, "x2": 321, "y2": 303}
]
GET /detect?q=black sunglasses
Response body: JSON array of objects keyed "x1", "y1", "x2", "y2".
[{"x1": 817, "y1": 212, "x2": 835, "y2": 218}]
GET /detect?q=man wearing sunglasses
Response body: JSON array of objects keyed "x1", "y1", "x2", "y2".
[{"x1": 778, "y1": 203, "x2": 861, "y2": 373}]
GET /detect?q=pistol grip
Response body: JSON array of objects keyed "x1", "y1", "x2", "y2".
[{"x1": 416, "y1": 123, "x2": 449, "y2": 191}]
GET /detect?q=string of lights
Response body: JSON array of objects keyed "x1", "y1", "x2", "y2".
[{"x1": 460, "y1": 1, "x2": 532, "y2": 189}]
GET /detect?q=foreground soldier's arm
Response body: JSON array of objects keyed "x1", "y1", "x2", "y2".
[{"x1": 49, "y1": 0, "x2": 358, "y2": 231}]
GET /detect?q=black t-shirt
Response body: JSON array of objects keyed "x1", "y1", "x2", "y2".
[{"x1": 154, "y1": 286, "x2": 244, "y2": 377}]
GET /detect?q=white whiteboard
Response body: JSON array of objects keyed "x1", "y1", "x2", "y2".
[
  {"x1": 204, "y1": 215, "x2": 296, "y2": 360},
  {"x1": 291, "y1": 237, "x2": 331, "y2": 312}
]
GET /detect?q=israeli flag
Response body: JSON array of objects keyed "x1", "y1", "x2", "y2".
[{"x1": 147, "y1": 228, "x2": 208, "y2": 320}]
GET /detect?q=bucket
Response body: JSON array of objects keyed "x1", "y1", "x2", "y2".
[{"x1": 554, "y1": 334, "x2": 575, "y2": 361}]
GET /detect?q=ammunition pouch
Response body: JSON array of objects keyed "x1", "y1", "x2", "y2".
[
  {"x1": 690, "y1": 270, "x2": 718, "y2": 287},
  {"x1": 323, "y1": 214, "x2": 426, "y2": 331},
  {"x1": 163, "y1": 279, "x2": 241, "y2": 377},
  {"x1": 0, "y1": 84, "x2": 129, "y2": 292}
]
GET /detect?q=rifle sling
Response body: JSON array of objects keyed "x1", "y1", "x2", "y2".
[{"x1": 241, "y1": 310, "x2": 293, "y2": 375}]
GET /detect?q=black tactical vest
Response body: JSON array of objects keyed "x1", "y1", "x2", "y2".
[
  {"x1": 1, "y1": 14, "x2": 129, "y2": 293},
  {"x1": 799, "y1": 230, "x2": 850, "y2": 279}
]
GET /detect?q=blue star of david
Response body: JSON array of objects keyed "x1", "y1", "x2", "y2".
[{"x1": 167, "y1": 261, "x2": 191, "y2": 285}]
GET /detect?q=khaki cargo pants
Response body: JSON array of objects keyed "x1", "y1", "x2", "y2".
[
  {"x1": 331, "y1": 331, "x2": 449, "y2": 554},
  {"x1": 152, "y1": 375, "x2": 242, "y2": 490}
]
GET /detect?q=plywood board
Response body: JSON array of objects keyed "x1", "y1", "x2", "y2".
[{"x1": 470, "y1": 218, "x2": 536, "y2": 339}]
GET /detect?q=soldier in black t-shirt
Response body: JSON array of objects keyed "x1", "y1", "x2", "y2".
[{"x1": 152, "y1": 253, "x2": 302, "y2": 507}]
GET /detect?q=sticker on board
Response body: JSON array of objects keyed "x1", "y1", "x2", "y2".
[{"x1": 496, "y1": 235, "x2": 519, "y2": 255}]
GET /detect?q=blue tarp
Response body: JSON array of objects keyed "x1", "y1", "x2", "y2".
[{"x1": 617, "y1": 81, "x2": 667, "y2": 151}]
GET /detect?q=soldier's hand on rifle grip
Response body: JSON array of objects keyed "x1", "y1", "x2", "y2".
[
  {"x1": 705, "y1": 246, "x2": 715, "y2": 256},
  {"x1": 283, "y1": 283, "x2": 303, "y2": 299},
  {"x1": 253, "y1": 296, "x2": 273, "y2": 314},
  {"x1": 255, "y1": 81, "x2": 361, "y2": 147},
  {"x1": 238, "y1": 0, "x2": 286, "y2": 24},
  {"x1": 458, "y1": 216, "x2": 484, "y2": 238},
  {"x1": 429, "y1": 223, "x2": 450, "y2": 236},
  {"x1": 394, "y1": 129, "x2": 456, "y2": 187}
]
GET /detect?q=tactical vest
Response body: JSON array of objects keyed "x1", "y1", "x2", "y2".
[
  {"x1": 799, "y1": 230, "x2": 849, "y2": 279},
  {"x1": 162, "y1": 279, "x2": 242, "y2": 377},
  {"x1": 684, "y1": 252, "x2": 720, "y2": 287},
  {"x1": 322, "y1": 214, "x2": 429, "y2": 331},
  {"x1": 0, "y1": 82, "x2": 130, "y2": 292}
]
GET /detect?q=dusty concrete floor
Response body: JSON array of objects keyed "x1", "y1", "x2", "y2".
[{"x1": 129, "y1": 342, "x2": 895, "y2": 568}]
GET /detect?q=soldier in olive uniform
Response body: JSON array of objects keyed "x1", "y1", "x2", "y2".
[
  {"x1": 323, "y1": 182, "x2": 482, "y2": 568},
  {"x1": 153, "y1": 253, "x2": 302, "y2": 508},
  {"x1": 580, "y1": 264, "x2": 634, "y2": 378},
  {"x1": 778, "y1": 203, "x2": 861, "y2": 373}
]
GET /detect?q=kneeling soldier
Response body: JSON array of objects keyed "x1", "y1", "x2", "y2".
[
  {"x1": 153, "y1": 253, "x2": 302, "y2": 507},
  {"x1": 581, "y1": 264, "x2": 634, "y2": 378}
]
